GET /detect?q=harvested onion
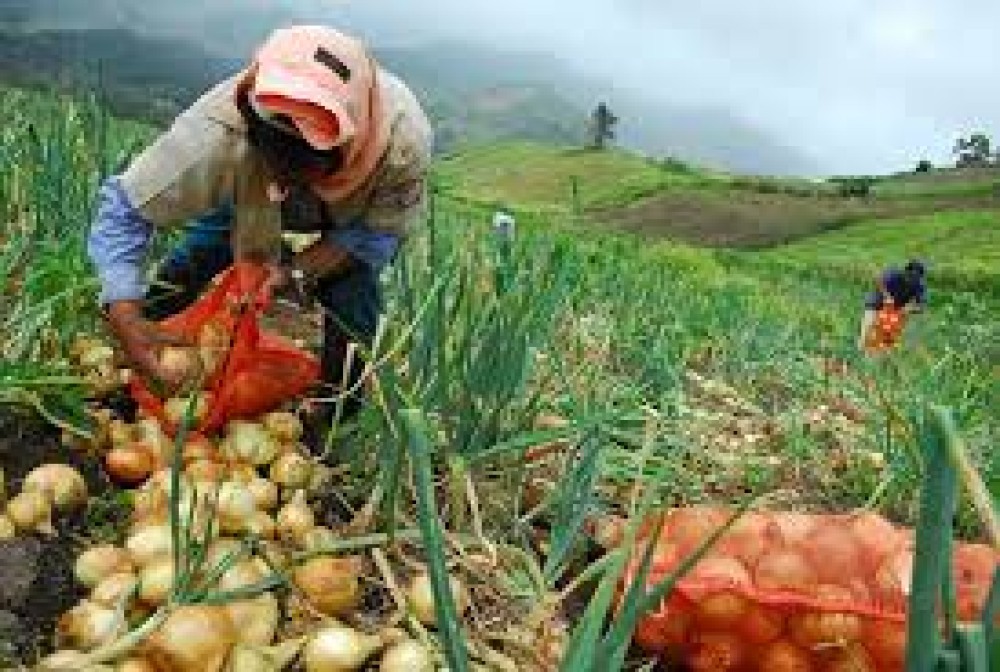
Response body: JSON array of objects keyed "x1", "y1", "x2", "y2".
[
  {"x1": 222, "y1": 420, "x2": 279, "y2": 466},
  {"x1": 217, "y1": 481, "x2": 257, "y2": 533},
  {"x1": 293, "y1": 556, "x2": 363, "y2": 617},
  {"x1": 185, "y1": 459, "x2": 225, "y2": 483},
  {"x1": 75, "y1": 545, "x2": 133, "y2": 588},
  {"x1": 790, "y1": 584, "x2": 861, "y2": 647},
  {"x1": 182, "y1": 435, "x2": 217, "y2": 464},
  {"x1": 302, "y1": 622, "x2": 384, "y2": 672},
  {"x1": 802, "y1": 523, "x2": 862, "y2": 583},
  {"x1": 108, "y1": 419, "x2": 135, "y2": 448},
  {"x1": 117, "y1": 658, "x2": 157, "y2": 672},
  {"x1": 126, "y1": 524, "x2": 173, "y2": 567},
  {"x1": 23, "y1": 463, "x2": 88, "y2": 511},
  {"x1": 56, "y1": 600, "x2": 123, "y2": 651},
  {"x1": 105, "y1": 446, "x2": 155, "y2": 486},
  {"x1": 270, "y1": 450, "x2": 313, "y2": 490},
  {"x1": 407, "y1": 571, "x2": 469, "y2": 627},
  {"x1": 138, "y1": 556, "x2": 175, "y2": 606},
  {"x1": 247, "y1": 477, "x2": 279, "y2": 512},
  {"x1": 165, "y1": 392, "x2": 211, "y2": 428},
  {"x1": 263, "y1": 411, "x2": 303, "y2": 443},
  {"x1": 687, "y1": 631, "x2": 745, "y2": 672},
  {"x1": 6, "y1": 488, "x2": 55, "y2": 535},
  {"x1": 158, "y1": 346, "x2": 204, "y2": 386},
  {"x1": 246, "y1": 511, "x2": 276, "y2": 539},
  {"x1": 227, "y1": 593, "x2": 280, "y2": 646},
  {"x1": 753, "y1": 549, "x2": 816, "y2": 595},
  {"x1": 380, "y1": 640, "x2": 434, "y2": 672},
  {"x1": 276, "y1": 490, "x2": 315, "y2": 544},
  {"x1": 143, "y1": 605, "x2": 235, "y2": 672},
  {"x1": 226, "y1": 638, "x2": 306, "y2": 672},
  {"x1": 91, "y1": 572, "x2": 138, "y2": 608},
  {"x1": 757, "y1": 640, "x2": 812, "y2": 672},
  {"x1": 37, "y1": 649, "x2": 113, "y2": 671}
]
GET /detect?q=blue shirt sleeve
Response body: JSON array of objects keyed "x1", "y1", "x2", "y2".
[
  {"x1": 87, "y1": 177, "x2": 153, "y2": 305},
  {"x1": 322, "y1": 225, "x2": 399, "y2": 271}
]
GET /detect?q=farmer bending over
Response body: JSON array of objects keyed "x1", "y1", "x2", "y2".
[
  {"x1": 88, "y1": 25, "x2": 432, "y2": 424},
  {"x1": 857, "y1": 260, "x2": 927, "y2": 352}
]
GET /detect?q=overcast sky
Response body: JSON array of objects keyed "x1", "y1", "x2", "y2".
[{"x1": 330, "y1": 0, "x2": 998, "y2": 175}]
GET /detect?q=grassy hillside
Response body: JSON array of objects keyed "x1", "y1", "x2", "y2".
[{"x1": 438, "y1": 142, "x2": 1000, "y2": 248}]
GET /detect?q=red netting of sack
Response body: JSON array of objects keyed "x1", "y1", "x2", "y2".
[
  {"x1": 621, "y1": 506, "x2": 998, "y2": 672},
  {"x1": 866, "y1": 306, "x2": 906, "y2": 352},
  {"x1": 130, "y1": 262, "x2": 320, "y2": 435}
]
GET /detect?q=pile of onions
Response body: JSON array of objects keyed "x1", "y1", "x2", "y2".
[
  {"x1": 74, "y1": 545, "x2": 133, "y2": 589},
  {"x1": 222, "y1": 420, "x2": 280, "y2": 466},
  {"x1": 269, "y1": 450, "x2": 313, "y2": 491},
  {"x1": 56, "y1": 600, "x2": 123, "y2": 651},
  {"x1": 5, "y1": 489, "x2": 55, "y2": 535}
]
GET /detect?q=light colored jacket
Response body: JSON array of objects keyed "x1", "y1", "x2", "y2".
[{"x1": 89, "y1": 67, "x2": 432, "y2": 303}]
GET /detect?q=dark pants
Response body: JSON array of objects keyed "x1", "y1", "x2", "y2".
[{"x1": 145, "y1": 209, "x2": 382, "y2": 418}]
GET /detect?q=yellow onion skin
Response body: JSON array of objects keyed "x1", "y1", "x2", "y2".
[
  {"x1": 6, "y1": 489, "x2": 55, "y2": 535},
  {"x1": 143, "y1": 605, "x2": 235, "y2": 672},
  {"x1": 75, "y1": 545, "x2": 133, "y2": 589},
  {"x1": 37, "y1": 649, "x2": 115, "y2": 671},
  {"x1": 263, "y1": 411, "x2": 303, "y2": 443},
  {"x1": 302, "y1": 623, "x2": 384, "y2": 672},
  {"x1": 380, "y1": 640, "x2": 434, "y2": 672},
  {"x1": 126, "y1": 524, "x2": 173, "y2": 567},
  {"x1": 247, "y1": 477, "x2": 279, "y2": 512},
  {"x1": 91, "y1": 572, "x2": 138, "y2": 608},
  {"x1": 222, "y1": 421, "x2": 279, "y2": 466},
  {"x1": 138, "y1": 556, "x2": 175, "y2": 607},
  {"x1": 226, "y1": 593, "x2": 280, "y2": 646},
  {"x1": 292, "y1": 557, "x2": 363, "y2": 617},
  {"x1": 117, "y1": 658, "x2": 157, "y2": 672},
  {"x1": 407, "y1": 572, "x2": 470, "y2": 627},
  {"x1": 164, "y1": 393, "x2": 211, "y2": 429},
  {"x1": 276, "y1": 490, "x2": 315, "y2": 545},
  {"x1": 56, "y1": 600, "x2": 123, "y2": 651},
  {"x1": 22, "y1": 463, "x2": 88, "y2": 511},
  {"x1": 270, "y1": 451, "x2": 314, "y2": 491}
]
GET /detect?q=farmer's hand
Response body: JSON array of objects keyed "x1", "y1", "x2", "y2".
[{"x1": 105, "y1": 300, "x2": 192, "y2": 391}]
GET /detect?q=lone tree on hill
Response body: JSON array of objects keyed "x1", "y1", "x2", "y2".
[
  {"x1": 953, "y1": 132, "x2": 994, "y2": 167},
  {"x1": 915, "y1": 159, "x2": 933, "y2": 173},
  {"x1": 588, "y1": 102, "x2": 618, "y2": 150}
]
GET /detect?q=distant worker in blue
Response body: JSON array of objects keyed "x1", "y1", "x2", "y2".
[{"x1": 858, "y1": 260, "x2": 927, "y2": 353}]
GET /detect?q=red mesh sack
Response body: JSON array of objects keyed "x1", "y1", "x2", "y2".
[
  {"x1": 865, "y1": 306, "x2": 906, "y2": 352},
  {"x1": 620, "y1": 506, "x2": 998, "y2": 672},
  {"x1": 130, "y1": 262, "x2": 320, "y2": 435}
]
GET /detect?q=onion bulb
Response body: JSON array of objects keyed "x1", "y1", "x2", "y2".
[
  {"x1": 6, "y1": 488, "x2": 55, "y2": 535},
  {"x1": 23, "y1": 463, "x2": 88, "y2": 511},
  {"x1": 165, "y1": 393, "x2": 212, "y2": 429},
  {"x1": 757, "y1": 640, "x2": 812, "y2": 672},
  {"x1": 56, "y1": 600, "x2": 123, "y2": 651},
  {"x1": 263, "y1": 411, "x2": 303, "y2": 443},
  {"x1": 105, "y1": 446, "x2": 155, "y2": 486},
  {"x1": 753, "y1": 550, "x2": 817, "y2": 595},
  {"x1": 204, "y1": 538, "x2": 244, "y2": 572},
  {"x1": 91, "y1": 572, "x2": 138, "y2": 608},
  {"x1": 135, "y1": 418, "x2": 173, "y2": 463},
  {"x1": 222, "y1": 421, "x2": 279, "y2": 466},
  {"x1": 185, "y1": 459, "x2": 225, "y2": 483},
  {"x1": 219, "y1": 559, "x2": 268, "y2": 592},
  {"x1": 158, "y1": 346, "x2": 204, "y2": 386},
  {"x1": 406, "y1": 571, "x2": 470, "y2": 626},
  {"x1": 75, "y1": 545, "x2": 133, "y2": 588},
  {"x1": 380, "y1": 640, "x2": 434, "y2": 672},
  {"x1": 138, "y1": 556, "x2": 175, "y2": 606},
  {"x1": 217, "y1": 481, "x2": 257, "y2": 533},
  {"x1": 182, "y1": 435, "x2": 217, "y2": 464},
  {"x1": 78, "y1": 343, "x2": 115, "y2": 369},
  {"x1": 143, "y1": 605, "x2": 235, "y2": 672},
  {"x1": 687, "y1": 631, "x2": 745, "y2": 672},
  {"x1": 847, "y1": 511, "x2": 901, "y2": 561},
  {"x1": 117, "y1": 658, "x2": 157, "y2": 672},
  {"x1": 276, "y1": 490, "x2": 315, "y2": 544},
  {"x1": 769, "y1": 512, "x2": 816, "y2": 546},
  {"x1": 247, "y1": 477, "x2": 279, "y2": 512},
  {"x1": 822, "y1": 644, "x2": 876, "y2": 672},
  {"x1": 873, "y1": 548, "x2": 914, "y2": 606},
  {"x1": 802, "y1": 523, "x2": 861, "y2": 584},
  {"x1": 0, "y1": 514, "x2": 14, "y2": 539},
  {"x1": 302, "y1": 623, "x2": 384, "y2": 672},
  {"x1": 226, "y1": 593, "x2": 280, "y2": 646},
  {"x1": 740, "y1": 605, "x2": 785, "y2": 645},
  {"x1": 298, "y1": 526, "x2": 338, "y2": 552},
  {"x1": 863, "y1": 618, "x2": 906, "y2": 668},
  {"x1": 789, "y1": 584, "x2": 861, "y2": 647},
  {"x1": 293, "y1": 556, "x2": 363, "y2": 617},
  {"x1": 126, "y1": 524, "x2": 173, "y2": 567},
  {"x1": 245, "y1": 511, "x2": 276, "y2": 539},
  {"x1": 269, "y1": 450, "x2": 313, "y2": 490}
]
